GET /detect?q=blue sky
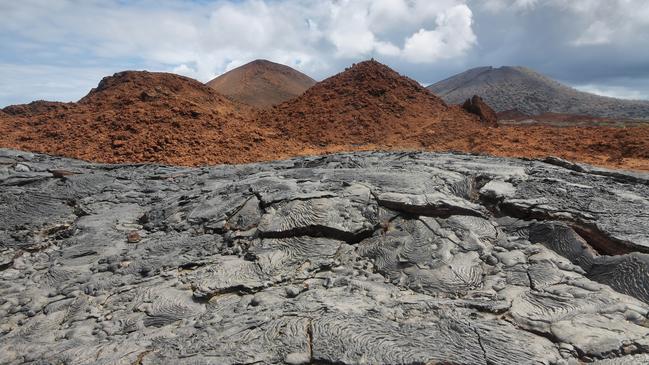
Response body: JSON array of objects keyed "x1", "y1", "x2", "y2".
[{"x1": 1, "y1": 0, "x2": 649, "y2": 107}]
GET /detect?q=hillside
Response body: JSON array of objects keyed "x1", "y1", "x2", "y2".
[
  {"x1": 428, "y1": 66, "x2": 649, "y2": 119},
  {"x1": 0, "y1": 71, "x2": 295, "y2": 165},
  {"x1": 206, "y1": 59, "x2": 316, "y2": 108},
  {"x1": 1, "y1": 61, "x2": 649, "y2": 171},
  {"x1": 260, "y1": 60, "x2": 488, "y2": 147},
  {"x1": 2, "y1": 100, "x2": 74, "y2": 117}
]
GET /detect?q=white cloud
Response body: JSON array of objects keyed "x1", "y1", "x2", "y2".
[
  {"x1": 0, "y1": 0, "x2": 478, "y2": 105},
  {"x1": 572, "y1": 21, "x2": 613, "y2": 46},
  {"x1": 322, "y1": 0, "x2": 477, "y2": 61},
  {"x1": 327, "y1": 1, "x2": 382, "y2": 58},
  {"x1": 557, "y1": 1, "x2": 649, "y2": 47},
  {"x1": 403, "y1": 5, "x2": 476, "y2": 63},
  {"x1": 478, "y1": 0, "x2": 649, "y2": 47},
  {"x1": 3, "y1": 0, "x2": 647, "y2": 106},
  {"x1": 482, "y1": 0, "x2": 538, "y2": 12}
]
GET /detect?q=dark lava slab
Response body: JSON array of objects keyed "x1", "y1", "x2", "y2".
[{"x1": 1, "y1": 149, "x2": 649, "y2": 364}]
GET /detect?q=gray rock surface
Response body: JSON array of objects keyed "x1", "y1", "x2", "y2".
[{"x1": 1, "y1": 148, "x2": 649, "y2": 364}]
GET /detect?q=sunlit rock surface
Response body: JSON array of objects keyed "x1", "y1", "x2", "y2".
[{"x1": 1, "y1": 149, "x2": 649, "y2": 364}]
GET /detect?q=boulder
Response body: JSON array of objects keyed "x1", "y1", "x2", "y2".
[{"x1": 462, "y1": 95, "x2": 498, "y2": 126}]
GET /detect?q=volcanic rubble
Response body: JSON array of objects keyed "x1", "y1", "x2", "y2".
[
  {"x1": 0, "y1": 71, "x2": 297, "y2": 166},
  {"x1": 2, "y1": 60, "x2": 649, "y2": 170},
  {"x1": 258, "y1": 59, "x2": 488, "y2": 147}
]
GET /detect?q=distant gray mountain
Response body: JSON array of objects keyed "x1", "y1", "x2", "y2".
[{"x1": 427, "y1": 66, "x2": 649, "y2": 119}]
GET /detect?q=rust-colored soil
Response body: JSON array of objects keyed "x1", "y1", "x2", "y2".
[
  {"x1": 207, "y1": 59, "x2": 316, "y2": 108},
  {"x1": 259, "y1": 60, "x2": 488, "y2": 148},
  {"x1": 498, "y1": 110, "x2": 648, "y2": 127},
  {"x1": 2, "y1": 61, "x2": 649, "y2": 171},
  {"x1": 0, "y1": 71, "x2": 305, "y2": 165},
  {"x1": 465, "y1": 125, "x2": 649, "y2": 171}
]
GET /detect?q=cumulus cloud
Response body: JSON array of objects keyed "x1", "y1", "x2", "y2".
[
  {"x1": 0, "y1": 0, "x2": 479, "y2": 105},
  {"x1": 1, "y1": 0, "x2": 648, "y2": 106},
  {"x1": 482, "y1": 0, "x2": 538, "y2": 12},
  {"x1": 478, "y1": 0, "x2": 649, "y2": 47},
  {"x1": 403, "y1": 5, "x2": 476, "y2": 62}
]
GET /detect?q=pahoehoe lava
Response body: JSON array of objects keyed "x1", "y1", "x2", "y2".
[{"x1": 2, "y1": 148, "x2": 649, "y2": 364}]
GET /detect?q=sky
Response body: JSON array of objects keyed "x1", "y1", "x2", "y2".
[{"x1": 1, "y1": 0, "x2": 649, "y2": 107}]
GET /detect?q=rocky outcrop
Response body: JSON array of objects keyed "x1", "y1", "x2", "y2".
[
  {"x1": 258, "y1": 59, "x2": 485, "y2": 146},
  {"x1": 462, "y1": 95, "x2": 498, "y2": 126},
  {"x1": 2, "y1": 149, "x2": 649, "y2": 364}
]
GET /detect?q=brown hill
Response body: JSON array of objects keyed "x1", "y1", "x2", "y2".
[
  {"x1": 2, "y1": 100, "x2": 74, "y2": 117},
  {"x1": 206, "y1": 59, "x2": 316, "y2": 108},
  {"x1": 0, "y1": 71, "x2": 295, "y2": 165},
  {"x1": 259, "y1": 60, "x2": 488, "y2": 148},
  {"x1": 1, "y1": 61, "x2": 649, "y2": 171}
]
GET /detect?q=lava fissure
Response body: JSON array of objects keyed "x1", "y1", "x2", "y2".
[
  {"x1": 497, "y1": 200, "x2": 637, "y2": 256},
  {"x1": 258, "y1": 225, "x2": 377, "y2": 245}
]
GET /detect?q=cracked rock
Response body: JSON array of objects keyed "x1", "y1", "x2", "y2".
[{"x1": 1, "y1": 148, "x2": 649, "y2": 364}]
